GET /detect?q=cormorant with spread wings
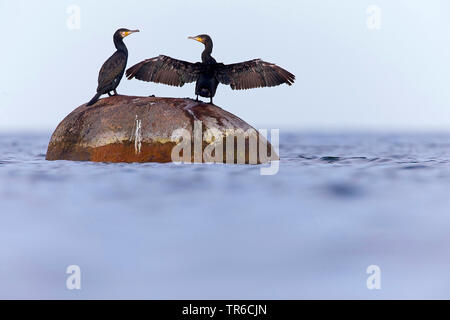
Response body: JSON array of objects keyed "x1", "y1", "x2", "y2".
[{"x1": 126, "y1": 34, "x2": 295, "y2": 104}]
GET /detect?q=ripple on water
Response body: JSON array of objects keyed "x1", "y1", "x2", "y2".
[
  {"x1": 320, "y1": 156, "x2": 342, "y2": 163},
  {"x1": 401, "y1": 165, "x2": 430, "y2": 170},
  {"x1": 324, "y1": 182, "x2": 365, "y2": 199}
]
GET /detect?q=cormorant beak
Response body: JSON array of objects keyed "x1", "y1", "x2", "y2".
[
  {"x1": 188, "y1": 36, "x2": 204, "y2": 43},
  {"x1": 124, "y1": 30, "x2": 140, "y2": 37}
]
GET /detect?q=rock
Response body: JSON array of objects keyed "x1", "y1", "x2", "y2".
[{"x1": 46, "y1": 95, "x2": 278, "y2": 164}]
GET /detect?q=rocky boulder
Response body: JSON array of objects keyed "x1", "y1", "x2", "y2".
[{"x1": 46, "y1": 95, "x2": 278, "y2": 164}]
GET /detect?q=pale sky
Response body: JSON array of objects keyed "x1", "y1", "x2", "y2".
[{"x1": 1, "y1": 0, "x2": 450, "y2": 131}]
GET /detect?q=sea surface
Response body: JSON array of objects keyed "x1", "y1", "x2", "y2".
[{"x1": 1, "y1": 131, "x2": 450, "y2": 299}]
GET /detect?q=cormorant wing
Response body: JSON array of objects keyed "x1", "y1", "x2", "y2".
[
  {"x1": 97, "y1": 51, "x2": 127, "y2": 92},
  {"x1": 215, "y1": 59, "x2": 295, "y2": 90},
  {"x1": 126, "y1": 55, "x2": 203, "y2": 87}
]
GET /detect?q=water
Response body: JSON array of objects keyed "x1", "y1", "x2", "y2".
[{"x1": 1, "y1": 131, "x2": 450, "y2": 299}]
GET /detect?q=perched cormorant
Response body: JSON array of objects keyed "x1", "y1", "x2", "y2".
[
  {"x1": 126, "y1": 34, "x2": 295, "y2": 104},
  {"x1": 87, "y1": 28, "x2": 139, "y2": 106}
]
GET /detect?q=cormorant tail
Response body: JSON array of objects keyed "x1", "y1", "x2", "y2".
[
  {"x1": 87, "y1": 93, "x2": 102, "y2": 106},
  {"x1": 199, "y1": 88, "x2": 211, "y2": 97}
]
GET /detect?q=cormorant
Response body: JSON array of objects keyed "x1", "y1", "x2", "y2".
[
  {"x1": 126, "y1": 34, "x2": 295, "y2": 104},
  {"x1": 87, "y1": 28, "x2": 139, "y2": 106}
]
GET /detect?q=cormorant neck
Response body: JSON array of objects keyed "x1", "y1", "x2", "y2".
[
  {"x1": 114, "y1": 36, "x2": 128, "y2": 54},
  {"x1": 201, "y1": 41, "x2": 214, "y2": 64}
]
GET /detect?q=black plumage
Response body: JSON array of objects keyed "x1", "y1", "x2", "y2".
[
  {"x1": 87, "y1": 28, "x2": 139, "y2": 106},
  {"x1": 126, "y1": 34, "x2": 295, "y2": 104}
]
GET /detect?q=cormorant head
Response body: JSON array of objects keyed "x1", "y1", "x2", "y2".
[
  {"x1": 115, "y1": 28, "x2": 140, "y2": 39},
  {"x1": 188, "y1": 34, "x2": 213, "y2": 47}
]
